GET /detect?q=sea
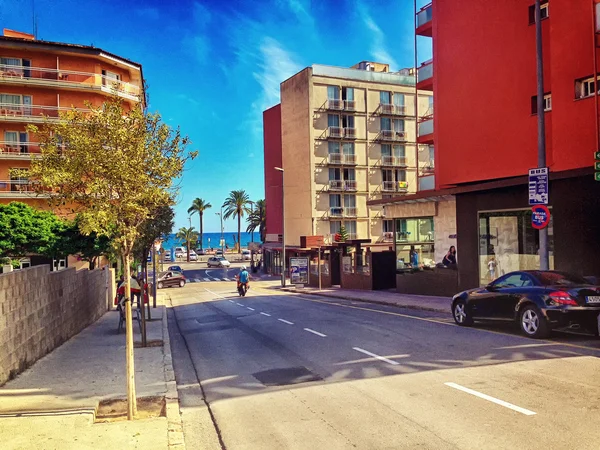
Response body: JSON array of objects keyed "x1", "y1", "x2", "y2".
[{"x1": 161, "y1": 231, "x2": 258, "y2": 251}]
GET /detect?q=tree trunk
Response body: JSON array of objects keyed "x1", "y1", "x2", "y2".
[
  {"x1": 122, "y1": 249, "x2": 137, "y2": 419},
  {"x1": 199, "y1": 212, "x2": 203, "y2": 250},
  {"x1": 186, "y1": 239, "x2": 190, "y2": 262},
  {"x1": 145, "y1": 246, "x2": 151, "y2": 321},
  {"x1": 237, "y1": 212, "x2": 241, "y2": 253},
  {"x1": 141, "y1": 258, "x2": 147, "y2": 347}
]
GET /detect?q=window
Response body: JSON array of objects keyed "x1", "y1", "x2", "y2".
[
  {"x1": 393, "y1": 93, "x2": 405, "y2": 107},
  {"x1": 576, "y1": 76, "x2": 600, "y2": 99},
  {"x1": 344, "y1": 221, "x2": 357, "y2": 236},
  {"x1": 102, "y1": 70, "x2": 121, "y2": 86},
  {"x1": 329, "y1": 194, "x2": 341, "y2": 207},
  {"x1": 528, "y1": 1, "x2": 549, "y2": 24},
  {"x1": 328, "y1": 114, "x2": 340, "y2": 127},
  {"x1": 342, "y1": 87, "x2": 354, "y2": 101},
  {"x1": 328, "y1": 141, "x2": 340, "y2": 154},
  {"x1": 343, "y1": 168, "x2": 355, "y2": 181},
  {"x1": 392, "y1": 119, "x2": 405, "y2": 133},
  {"x1": 383, "y1": 219, "x2": 394, "y2": 233},
  {"x1": 393, "y1": 145, "x2": 405, "y2": 158},
  {"x1": 380, "y1": 91, "x2": 391, "y2": 104},
  {"x1": 330, "y1": 221, "x2": 341, "y2": 234},
  {"x1": 381, "y1": 144, "x2": 391, "y2": 156},
  {"x1": 4, "y1": 131, "x2": 28, "y2": 153},
  {"x1": 492, "y1": 273, "x2": 534, "y2": 288},
  {"x1": 0, "y1": 57, "x2": 30, "y2": 77},
  {"x1": 343, "y1": 194, "x2": 356, "y2": 207},
  {"x1": 380, "y1": 117, "x2": 391, "y2": 131},
  {"x1": 396, "y1": 169, "x2": 407, "y2": 182},
  {"x1": 329, "y1": 168, "x2": 341, "y2": 181},
  {"x1": 342, "y1": 142, "x2": 354, "y2": 155},
  {"x1": 342, "y1": 115, "x2": 354, "y2": 128},
  {"x1": 327, "y1": 86, "x2": 339, "y2": 100},
  {"x1": 531, "y1": 93, "x2": 552, "y2": 113}
]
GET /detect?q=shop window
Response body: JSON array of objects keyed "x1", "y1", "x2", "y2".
[
  {"x1": 478, "y1": 209, "x2": 554, "y2": 286},
  {"x1": 395, "y1": 217, "x2": 435, "y2": 269}
]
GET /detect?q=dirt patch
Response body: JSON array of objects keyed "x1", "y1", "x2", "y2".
[
  {"x1": 95, "y1": 395, "x2": 166, "y2": 423},
  {"x1": 134, "y1": 339, "x2": 163, "y2": 348}
]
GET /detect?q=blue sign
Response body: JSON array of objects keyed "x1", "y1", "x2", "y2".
[
  {"x1": 290, "y1": 257, "x2": 309, "y2": 285},
  {"x1": 529, "y1": 167, "x2": 549, "y2": 205},
  {"x1": 531, "y1": 205, "x2": 550, "y2": 230}
]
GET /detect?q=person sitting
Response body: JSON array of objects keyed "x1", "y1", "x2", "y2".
[{"x1": 442, "y1": 246, "x2": 457, "y2": 266}]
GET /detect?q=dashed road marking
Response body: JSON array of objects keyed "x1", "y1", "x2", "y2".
[
  {"x1": 353, "y1": 347, "x2": 400, "y2": 366},
  {"x1": 277, "y1": 319, "x2": 294, "y2": 325},
  {"x1": 236, "y1": 303, "x2": 244, "y2": 307},
  {"x1": 247, "y1": 307, "x2": 255, "y2": 311},
  {"x1": 444, "y1": 382, "x2": 536, "y2": 416},
  {"x1": 304, "y1": 328, "x2": 327, "y2": 337},
  {"x1": 260, "y1": 312, "x2": 271, "y2": 317}
]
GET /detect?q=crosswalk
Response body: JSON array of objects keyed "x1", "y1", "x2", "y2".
[{"x1": 186, "y1": 276, "x2": 271, "y2": 283}]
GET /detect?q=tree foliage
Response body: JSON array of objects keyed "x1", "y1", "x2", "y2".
[
  {"x1": 222, "y1": 190, "x2": 251, "y2": 252},
  {"x1": 187, "y1": 198, "x2": 211, "y2": 250},
  {"x1": 246, "y1": 199, "x2": 266, "y2": 243},
  {"x1": 175, "y1": 226, "x2": 198, "y2": 262},
  {"x1": 133, "y1": 205, "x2": 175, "y2": 263},
  {"x1": 334, "y1": 225, "x2": 348, "y2": 243}
]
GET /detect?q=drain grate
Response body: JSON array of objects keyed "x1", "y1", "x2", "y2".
[{"x1": 252, "y1": 366, "x2": 322, "y2": 386}]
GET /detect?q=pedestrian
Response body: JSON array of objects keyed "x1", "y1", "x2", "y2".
[
  {"x1": 488, "y1": 257, "x2": 497, "y2": 281},
  {"x1": 442, "y1": 246, "x2": 457, "y2": 266},
  {"x1": 410, "y1": 246, "x2": 419, "y2": 268}
]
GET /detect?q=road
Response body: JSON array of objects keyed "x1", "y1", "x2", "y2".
[{"x1": 166, "y1": 280, "x2": 600, "y2": 450}]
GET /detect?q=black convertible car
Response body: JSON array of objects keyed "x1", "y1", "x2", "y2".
[{"x1": 451, "y1": 271, "x2": 600, "y2": 338}]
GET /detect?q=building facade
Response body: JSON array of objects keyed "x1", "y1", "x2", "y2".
[
  {"x1": 372, "y1": 0, "x2": 600, "y2": 292},
  {"x1": 263, "y1": 62, "x2": 433, "y2": 250}
]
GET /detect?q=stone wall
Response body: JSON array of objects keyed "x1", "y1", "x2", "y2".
[{"x1": 0, "y1": 265, "x2": 109, "y2": 386}]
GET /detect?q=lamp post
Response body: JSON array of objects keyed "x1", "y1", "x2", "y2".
[
  {"x1": 152, "y1": 240, "x2": 161, "y2": 308},
  {"x1": 274, "y1": 167, "x2": 286, "y2": 287},
  {"x1": 216, "y1": 207, "x2": 224, "y2": 255},
  {"x1": 249, "y1": 201, "x2": 255, "y2": 243}
]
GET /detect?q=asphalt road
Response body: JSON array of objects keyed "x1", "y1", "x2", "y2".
[{"x1": 166, "y1": 281, "x2": 600, "y2": 450}]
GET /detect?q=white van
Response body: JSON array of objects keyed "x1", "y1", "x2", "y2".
[{"x1": 174, "y1": 247, "x2": 187, "y2": 258}]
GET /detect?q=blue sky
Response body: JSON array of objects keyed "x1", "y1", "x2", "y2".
[{"x1": 2, "y1": 0, "x2": 431, "y2": 232}]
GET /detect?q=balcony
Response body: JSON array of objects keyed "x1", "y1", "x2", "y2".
[
  {"x1": 382, "y1": 231, "x2": 394, "y2": 242},
  {"x1": 330, "y1": 207, "x2": 344, "y2": 217},
  {"x1": 0, "y1": 141, "x2": 40, "y2": 159},
  {"x1": 417, "y1": 60, "x2": 433, "y2": 91},
  {"x1": 418, "y1": 118, "x2": 434, "y2": 143},
  {"x1": 343, "y1": 207, "x2": 357, "y2": 217},
  {"x1": 343, "y1": 180, "x2": 357, "y2": 191},
  {"x1": 376, "y1": 130, "x2": 408, "y2": 142},
  {"x1": 416, "y1": 3, "x2": 433, "y2": 37},
  {"x1": 381, "y1": 155, "x2": 408, "y2": 167},
  {"x1": 344, "y1": 100, "x2": 356, "y2": 111},
  {"x1": 343, "y1": 127, "x2": 357, "y2": 139},
  {"x1": 0, "y1": 179, "x2": 45, "y2": 198},
  {"x1": 382, "y1": 181, "x2": 409, "y2": 193},
  {"x1": 329, "y1": 180, "x2": 357, "y2": 191},
  {"x1": 378, "y1": 103, "x2": 408, "y2": 116},
  {"x1": 327, "y1": 126, "x2": 343, "y2": 138},
  {"x1": 328, "y1": 153, "x2": 357, "y2": 165},
  {"x1": 326, "y1": 99, "x2": 344, "y2": 111},
  {"x1": 420, "y1": 163, "x2": 435, "y2": 175},
  {"x1": 0, "y1": 103, "x2": 91, "y2": 123},
  {"x1": 0, "y1": 64, "x2": 141, "y2": 101}
]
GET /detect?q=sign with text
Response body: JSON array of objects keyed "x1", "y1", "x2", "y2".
[
  {"x1": 531, "y1": 205, "x2": 551, "y2": 230},
  {"x1": 528, "y1": 167, "x2": 549, "y2": 205},
  {"x1": 289, "y1": 257, "x2": 309, "y2": 285}
]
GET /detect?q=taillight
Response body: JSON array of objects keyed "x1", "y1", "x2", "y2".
[{"x1": 549, "y1": 291, "x2": 578, "y2": 306}]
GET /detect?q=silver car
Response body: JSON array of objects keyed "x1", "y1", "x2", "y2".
[{"x1": 207, "y1": 256, "x2": 231, "y2": 268}]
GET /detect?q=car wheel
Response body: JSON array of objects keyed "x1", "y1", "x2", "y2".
[
  {"x1": 519, "y1": 304, "x2": 549, "y2": 339},
  {"x1": 179, "y1": 280, "x2": 185, "y2": 288},
  {"x1": 157, "y1": 281, "x2": 164, "y2": 289},
  {"x1": 452, "y1": 299, "x2": 473, "y2": 326}
]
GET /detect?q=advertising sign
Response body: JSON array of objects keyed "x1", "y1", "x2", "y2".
[
  {"x1": 528, "y1": 167, "x2": 549, "y2": 205},
  {"x1": 290, "y1": 257, "x2": 309, "y2": 286},
  {"x1": 531, "y1": 205, "x2": 551, "y2": 230}
]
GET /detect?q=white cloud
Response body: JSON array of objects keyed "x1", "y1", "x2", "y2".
[
  {"x1": 357, "y1": 2, "x2": 399, "y2": 70},
  {"x1": 277, "y1": 0, "x2": 315, "y2": 27},
  {"x1": 183, "y1": 2, "x2": 212, "y2": 64}
]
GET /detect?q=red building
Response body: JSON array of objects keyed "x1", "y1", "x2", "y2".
[{"x1": 372, "y1": 0, "x2": 600, "y2": 291}]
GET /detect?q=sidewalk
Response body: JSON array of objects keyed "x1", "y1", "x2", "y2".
[
  {"x1": 0, "y1": 298, "x2": 178, "y2": 450},
  {"x1": 280, "y1": 285, "x2": 452, "y2": 314}
]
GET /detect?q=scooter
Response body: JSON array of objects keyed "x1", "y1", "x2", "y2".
[{"x1": 237, "y1": 281, "x2": 248, "y2": 297}]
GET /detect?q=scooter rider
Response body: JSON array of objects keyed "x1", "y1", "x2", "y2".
[{"x1": 237, "y1": 265, "x2": 250, "y2": 288}]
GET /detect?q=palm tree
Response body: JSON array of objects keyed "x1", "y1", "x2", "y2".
[
  {"x1": 175, "y1": 226, "x2": 198, "y2": 262},
  {"x1": 187, "y1": 198, "x2": 211, "y2": 250},
  {"x1": 222, "y1": 190, "x2": 252, "y2": 252},
  {"x1": 246, "y1": 199, "x2": 266, "y2": 243}
]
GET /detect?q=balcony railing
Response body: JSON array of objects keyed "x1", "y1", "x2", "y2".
[
  {"x1": 330, "y1": 207, "x2": 344, "y2": 217},
  {"x1": 379, "y1": 103, "x2": 408, "y2": 116},
  {"x1": 328, "y1": 153, "x2": 357, "y2": 165},
  {"x1": 344, "y1": 127, "x2": 357, "y2": 139},
  {"x1": 0, "y1": 141, "x2": 40, "y2": 158},
  {"x1": 417, "y1": 4, "x2": 433, "y2": 27},
  {"x1": 343, "y1": 207, "x2": 357, "y2": 217},
  {"x1": 381, "y1": 155, "x2": 408, "y2": 167},
  {"x1": 417, "y1": 60, "x2": 433, "y2": 83},
  {"x1": 378, "y1": 130, "x2": 408, "y2": 142},
  {"x1": 343, "y1": 180, "x2": 357, "y2": 191},
  {"x1": 382, "y1": 181, "x2": 409, "y2": 192},
  {"x1": 418, "y1": 118, "x2": 434, "y2": 136},
  {"x1": 328, "y1": 126, "x2": 343, "y2": 138},
  {"x1": 383, "y1": 231, "x2": 394, "y2": 242},
  {"x1": 344, "y1": 100, "x2": 356, "y2": 111},
  {"x1": 0, "y1": 179, "x2": 33, "y2": 193},
  {"x1": 329, "y1": 180, "x2": 343, "y2": 191},
  {"x1": 0, "y1": 103, "x2": 92, "y2": 122},
  {"x1": 421, "y1": 164, "x2": 435, "y2": 175},
  {"x1": 326, "y1": 99, "x2": 344, "y2": 110},
  {"x1": 0, "y1": 64, "x2": 141, "y2": 100}
]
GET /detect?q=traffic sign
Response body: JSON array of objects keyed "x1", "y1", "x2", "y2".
[
  {"x1": 596, "y1": 173, "x2": 600, "y2": 182},
  {"x1": 595, "y1": 162, "x2": 600, "y2": 170},
  {"x1": 595, "y1": 151, "x2": 600, "y2": 160},
  {"x1": 531, "y1": 205, "x2": 550, "y2": 230},
  {"x1": 528, "y1": 167, "x2": 549, "y2": 205}
]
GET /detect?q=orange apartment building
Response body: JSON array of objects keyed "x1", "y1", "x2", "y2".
[{"x1": 0, "y1": 29, "x2": 144, "y2": 210}]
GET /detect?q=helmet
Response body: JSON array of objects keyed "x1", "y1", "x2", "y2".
[{"x1": 241, "y1": 265, "x2": 247, "y2": 271}]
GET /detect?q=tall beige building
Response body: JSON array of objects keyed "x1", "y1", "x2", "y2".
[{"x1": 268, "y1": 62, "x2": 433, "y2": 247}]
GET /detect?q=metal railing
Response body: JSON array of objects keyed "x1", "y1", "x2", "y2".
[
  {"x1": 343, "y1": 207, "x2": 357, "y2": 217},
  {"x1": 382, "y1": 181, "x2": 409, "y2": 192},
  {"x1": 326, "y1": 99, "x2": 344, "y2": 110},
  {"x1": 344, "y1": 180, "x2": 357, "y2": 191},
  {"x1": 329, "y1": 180, "x2": 343, "y2": 190},
  {"x1": 381, "y1": 155, "x2": 408, "y2": 166},
  {"x1": 379, "y1": 103, "x2": 408, "y2": 116},
  {"x1": 379, "y1": 130, "x2": 408, "y2": 142},
  {"x1": 329, "y1": 207, "x2": 344, "y2": 217},
  {"x1": 417, "y1": 3, "x2": 433, "y2": 27},
  {"x1": 328, "y1": 126, "x2": 343, "y2": 138},
  {"x1": 344, "y1": 127, "x2": 357, "y2": 139},
  {"x1": 328, "y1": 153, "x2": 357, "y2": 165},
  {"x1": 344, "y1": 100, "x2": 356, "y2": 111},
  {"x1": 383, "y1": 232, "x2": 394, "y2": 241},
  {"x1": 0, "y1": 103, "x2": 92, "y2": 122},
  {"x1": 0, "y1": 179, "x2": 33, "y2": 193},
  {"x1": 0, "y1": 64, "x2": 141, "y2": 99},
  {"x1": 418, "y1": 118, "x2": 434, "y2": 136},
  {"x1": 417, "y1": 60, "x2": 433, "y2": 82},
  {"x1": 0, "y1": 141, "x2": 40, "y2": 158}
]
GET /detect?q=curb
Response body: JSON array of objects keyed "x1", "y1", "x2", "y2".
[
  {"x1": 279, "y1": 287, "x2": 451, "y2": 314},
  {"x1": 161, "y1": 298, "x2": 186, "y2": 449}
]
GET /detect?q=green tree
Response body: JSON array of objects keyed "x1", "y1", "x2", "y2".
[
  {"x1": 187, "y1": 198, "x2": 211, "y2": 250},
  {"x1": 246, "y1": 199, "x2": 266, "y2": 243},
  {"x1": 54, "y1": 217, "x2": 113, "y2": 269},
  {"x1": 28, "y1": 95, "x2": 196, "y2": 419},
  {"x1": 222, "y1": 190, "x2": 251, "y2": 252},
  {"x1": 335, "y1": 225, "x2": 348, "y2": 243},
  {"x1": 133, "y1": 206, "x2": 175, "y2": 264},
  {"x1": 175, "y1": 226, "x2": 198, "y2": 262}
]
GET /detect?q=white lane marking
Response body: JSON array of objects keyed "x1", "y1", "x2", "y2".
[
  {"x1": 228, "y1": 300, "x2": 235, "y2": 303},
  {"x1": 352, "y1": 347, "x2": 400, "y2": 366},
  {"x1": 236, "y1": 303, "x2": 244, "y2": 307},
  {"x1": 211, "y1": 278, "x2": 221, "y2": 282},
  {"x1": 203, "y1": 278, "x2": 211, "y2": 282},
  {"x1": 247, "y1": 307, "x2": 255, "y2": 311},
  {"x1": 260, "y1": 312, "x2": 271, "y2": 317},
  {"x1": 444, "y1": 382, "x2": 536, "y2": 416},
  {"x1": 304, "y1": 328, "x2": 327, "y2": 337},
  {"x1": 204, "y1": 288, "x2": 225, "y2": 299},
  {"x1": 194, "y1": 278, "x2": 201, "y2": 282},
  {"x1": 278, "y1": 319, "x2": 294, "y2": 325},
  {"x1": 494, "y1": 343, "x2": 559, "y2": 350}
]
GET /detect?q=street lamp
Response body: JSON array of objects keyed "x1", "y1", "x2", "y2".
[
  {"x1": 249, "y1": 200, "x2": 255, "y2": 243},
  {"x1": 274, "y1": 167, "x2": 285, "y2": 287},
  {"x1": 216, "y1": 206, "x2": 224, "y2": 255},
  {"x1": 152, "y1": 240, "x2": 161, "y2": 308}
]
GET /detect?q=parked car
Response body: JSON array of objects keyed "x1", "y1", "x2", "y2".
[
  {"x1": 207, "y1": 256, "x2": 230, "y2": 268},
  {"x1": 162, "y1": 252, "x2": 172, "y2": 262},
  {"x1": 167, "y1": 265, "x2": 184, "y2": 273},
  {"x1": 196, "y1": 249, "x2": 207, "y2": 255},
  {"x1": 241, "y1": 249, "x2": 251, "y2": 261},
  {"x1": 174, "y1": 247, "x2": 187, "y2": 258},
  {"x1": 189, "y1": 250, "x2": 198, "y2": 261},
  {"x1": 155, "y1": 271, "x2": 186, "y2": 289},
  {"x1": 215, "y1": 249, "x2": 224, "y2": 256},
  {"x1": 451, "y1": 270, "x2": 600, "y2": 338}
]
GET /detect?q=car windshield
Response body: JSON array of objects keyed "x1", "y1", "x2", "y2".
[
  {"x1": 217, "y1": 257, "x2": 226, "y2": 261},
  {"x1": 535, "y1": 271, "x2": 590, "y2": 286}
]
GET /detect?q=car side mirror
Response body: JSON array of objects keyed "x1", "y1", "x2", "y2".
[{"x1": 486, "y1": 284, "x2": 497, "y2": 291}]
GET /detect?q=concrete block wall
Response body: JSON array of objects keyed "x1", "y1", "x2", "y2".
[{"x1": 0, "y1": 265, "x2": 108, "y2": 385}]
